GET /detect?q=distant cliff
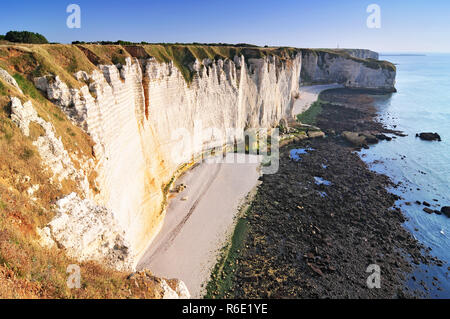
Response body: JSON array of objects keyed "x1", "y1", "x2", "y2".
[
  {"x1": 301, "y1": 49, "x2": 396, "y2": 92},
  {"x1": 337, "y1": 49, "x2": 379, "y2": 60},
  {"x1": 0, "y1": 44, "x2": 396, "y2": 283}
]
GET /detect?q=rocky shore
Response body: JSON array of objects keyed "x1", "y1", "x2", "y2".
[{"x1": 210, "y1": 89, "x2": 441, "y2": 298}]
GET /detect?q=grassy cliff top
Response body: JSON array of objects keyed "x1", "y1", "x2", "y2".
[
  {"x1": 302, "y1": 48, "x2": 396, "y2": 72},
  {"x1": 127, "y1": 44, "x2": 299, "y2": 83},
  {"x1": 0, "y1": 44, "x2": 394, "y2": 86},
  {"x1": 0, "y1": 43, "x2": 300, "y2": 86}
]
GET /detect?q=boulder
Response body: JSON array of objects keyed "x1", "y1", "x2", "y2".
[
  {"x1": 342, "y1": 131, "x2": 366, "y2": 147},
  {"x1": 0, "y1": 68, "x2": 23, "y2": 94},
  {"x1": 307, "y1": 131, "x2": 325, "y2": 139},
  {"x1": 416, "y1": 132, "x2": 441, "y2": 141},
  {"x1": 10, "y1": 97, "x2": 38, "y2": 136},
  {"x1": 441, "y1": 206, "x2": 450, "y2": 218},
  {"x1": 127, "y1": 271, "x2": 191, "y2": 299},
  {"x1": 423, "y1": 207, "x2": 434, "y2": 214},
  {"x1": 360, "y1": 132, "x2": 378, "y2": 144},
  {"x1": 376, "y1": 133, "x2": 392, "y2": 141},
  {"x1": 39, "y1": 192, "x2": 134, "y2": 271}
]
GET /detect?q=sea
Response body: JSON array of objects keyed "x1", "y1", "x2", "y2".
[{"x1": 359, "y1": 53, "x2": 450, "y2": 298}]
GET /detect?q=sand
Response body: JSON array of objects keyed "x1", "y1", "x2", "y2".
[
  {"x1": 292, "y1": 84, "x2": 343, "y2": 117},
  {"x1": 137, "y1": 153, "x2": 262, "y2": 298}
]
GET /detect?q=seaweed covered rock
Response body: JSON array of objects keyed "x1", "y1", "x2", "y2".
[{"x1": 416, "y1": 132, "x2": 441, "y2": 141}]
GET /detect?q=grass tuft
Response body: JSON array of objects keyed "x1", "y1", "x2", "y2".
[
  {"x1": 296, "y1": 99, "x2": 323, "y2": 125},
  {"x1": 20, "y1": 147, "x2": 34, "y2": 160}
]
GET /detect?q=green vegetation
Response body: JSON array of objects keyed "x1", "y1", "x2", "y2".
[
  {"x1": 0, "y1": 45, "x2": 97, "y2": 89},
  {"x1": 0, "y1": 35, "x2": 5, "y2": 41},
  {"x1": 20, "y1": 147, "x2": 34, "y2": 160},
  {"x1": 205, "y1": 206, "x2": 251, "y2": 299},
  {"x1": 164, "y1": 45, "x2": 197, "y2": 83},
  {"x1": 73, "y1": 40, "x2": 262, "y2": 47},
  {"x1": 66, "y1": 127, "x2": 76, "y2": 137},
  {"x1": 111, "y1": 54, "x2": 126, "y2": 65},
  {"x1": 0, "y1": 81, "x2": 6, "y2": 96},
  {"x1": 4, "y1": 31, "x2": 49, "y2": 44},
  {"x1": 363, "y1": 58, "x2": 396, "y2": 72},
  {"x1": 136, "y1": 44, "x2": 297, "y2": 84},
  {"x1": 296, "y1": 99, "x2": 323, "y2": 125},
  {"x1": 36, "y1": 45, "x2": 97, "y2": 82},
  {"x1": 77, "y1": 44, "x2": 131, "y2": 66},
  {"x1": 12, "y1": 73, "x2": 45, "y2": 102},
  {"x1": 302, "y1": 48, "x2": 395, "y2": 72}
]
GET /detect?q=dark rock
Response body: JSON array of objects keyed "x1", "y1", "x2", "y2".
[
  {"x1": 307, "y1": 263, "x2": 324, "y2": 277},
  {"x1": 423, "y1": 207, "x2": 434, "y2": 214},
  {"x1": 230, "y1": 90, "x2": 431, "y2": 300},
  {"x1": 423, "y1": 201, "x2": 431, "y2": 207},
  {"x1": 342, "y1": 131, "x2": 366, "y2": 147},
  {"x1": 416, "y1": 132, "x2": 441, "y2": 141},
  {"x1": 376, "y1": 133, "x2": 392, "y2": 141},
  {"x1": 361, "y1": 132, "x2": 378, "y2": 144},
  {"x1": 441, "y1": 206, "x2": 450, "y2": 217}
]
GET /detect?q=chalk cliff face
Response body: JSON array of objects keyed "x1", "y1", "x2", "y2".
[
  {"x1": 33, "y1": 54, "x2": 302, "y2": 268},
  {"x1": 24, "y1": 46, "x2": 396, "y2": 270},
  {"x1": 301, "y1": 49, "x2": 396, "y2": 92}
]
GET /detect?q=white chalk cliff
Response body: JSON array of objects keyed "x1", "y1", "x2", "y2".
[
  {"x1": 301, "y1": 50, "x2": 396, "y2": 91},
  {"x1": 15, "y1": 48, "x2": 395, "y2": 274}
]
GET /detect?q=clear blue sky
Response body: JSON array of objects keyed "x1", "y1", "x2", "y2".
[{"x1": 1, "y1": 0, "x2": 449, "y2": 52}]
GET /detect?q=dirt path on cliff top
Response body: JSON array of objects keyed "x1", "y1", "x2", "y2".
[
  {"x1": 219, "y1": 90, "x2": 441, "y2": 299},
  {"x1": 137, "y1": 154, "x2": 262, "y2": 298}
]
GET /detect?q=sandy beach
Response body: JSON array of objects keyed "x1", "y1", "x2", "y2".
[
  {"x1": 137, "y1": 153, "x2": 262, "y2": 298},
  {"x1": 292, "y1": 84, "x2": 343, "y2": 117}
]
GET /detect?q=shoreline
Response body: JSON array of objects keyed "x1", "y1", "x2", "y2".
[
  {"x1": 207, "y1": 89, "x2": 441, "y2": 298},
  {"x1": 137, "y1": 154, "x2": 262, "y2": 298},
  {"x1": 292, "y1": 84, "x2": 343, "y2": 118}
]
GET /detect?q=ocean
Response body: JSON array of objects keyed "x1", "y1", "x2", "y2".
[{"x1": 360, "y1": 53, "x2": 450, "y2": 297}]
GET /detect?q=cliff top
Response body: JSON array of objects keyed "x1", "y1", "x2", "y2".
[
  {"x1": 301, "y1": 48, "x2": 396, "y2": 72},
  {"x1": 0, "y1": 44, "x2": 394, "y2": 86}
]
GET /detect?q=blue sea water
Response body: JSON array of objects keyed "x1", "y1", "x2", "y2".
[
  {"x1": 313, "y1": 176, "x2": 332, "y2": 186},
  {"x1": 360, "y1": 54, "x2": 450, "y2": 297},
  {"x1": 290, "y1": 148, "x2": 314, "y2": 161}
]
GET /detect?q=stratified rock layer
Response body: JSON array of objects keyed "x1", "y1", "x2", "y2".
[
  {"x1": 30, "y1": 49, "x2": 396, "y2": 270},
  {"x1": 32, "y1": 54, "x2": 303, "y2": 266},
  {"x1": 301, "y1": 50, "x2": 396, "y2": 91}
]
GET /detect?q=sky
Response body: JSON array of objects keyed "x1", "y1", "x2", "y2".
[{"x1": 1, "y1": 0, "x2": 449, "y2": 52}]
